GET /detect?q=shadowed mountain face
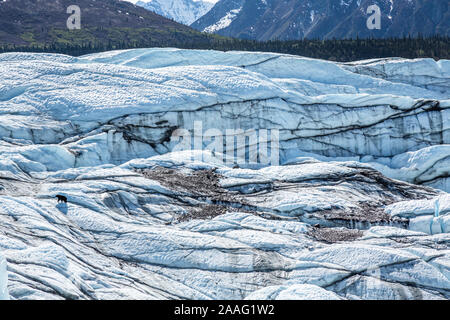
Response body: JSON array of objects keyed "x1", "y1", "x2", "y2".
[
  {"x1": 0, "y1": 0, "x2": 205, "y2": 46},
  {"x1": 192, "y1": 0, "x2": 450, "y2": 40}
]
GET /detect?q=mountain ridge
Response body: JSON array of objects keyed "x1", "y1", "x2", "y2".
[
  {"x1": 0, "y1": 0, "x2": 213, "y2": 47},
  {"x1": 192, "y1": 0, "x2": 450, "y2": 40}
]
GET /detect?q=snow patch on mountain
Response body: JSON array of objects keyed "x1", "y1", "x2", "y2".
[
  {"x1": 203, "y1": 7, "x2": 242, "y2": 33},
  {"x1": 192, "y1": 0, "x2": 448, "y2": 40},
  {"x1": 134, "y1": 0, "x2": 218, "y2": 25}
]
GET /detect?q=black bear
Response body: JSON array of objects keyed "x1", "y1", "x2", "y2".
[{"x1": 56, "y1": 195, "x2": 68, "y2": 203}]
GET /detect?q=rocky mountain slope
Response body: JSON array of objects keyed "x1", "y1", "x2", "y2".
[
  {"x1": 0, "y1": 49, "x2": 449, "y2": 299},
  {"x1": 135, "y1": 0, "x2": 218, "y2": 25},
  {"x1": 192, "y1": 0, "x2": 450, "y2": 40},
  {"x1": 0, "y1": 0, "x2": 208, "y2": 47}
]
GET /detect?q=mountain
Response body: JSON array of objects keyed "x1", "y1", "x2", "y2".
[
  {"x1": 0, "y1": 0, "x2": 213, "y2": 48},
  {"x1": 135, "y1": 0, "x2": 218, "y2": 25},
  {"x1": 191, "y1": 0, "x2": 244, "y2": 33},
  {"x1": 0, "y1": 49, "x2": 449, "y2": 299},
  {"x1": 192, "y1": 0, "x2": 450, "y2": 40}
]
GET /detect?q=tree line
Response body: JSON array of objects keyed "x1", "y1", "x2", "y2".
[{"x1": 0, "y1": 35, "x2": 448, "y2": 62}]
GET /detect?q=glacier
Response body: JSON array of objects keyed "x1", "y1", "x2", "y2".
[
  {"x1": 0, "y1": 48, "x2": 449, "y2": 300},
  {"x1": 0, "y1": 253, "x2": 8, "y2": 300}
]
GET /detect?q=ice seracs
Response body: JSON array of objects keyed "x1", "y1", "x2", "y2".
[
  {"x1": 0, "y1": 49, "x2": 449, "y2": 191},
  {"x1": 0, "y1": 49, "x2": 448, "y2": 300},
  {"x1": 0, "y1": 150, "x2": 449, "y2": 300},
  {"x1": 386, "y1": 195, "x2": 450, "y2": 234}
]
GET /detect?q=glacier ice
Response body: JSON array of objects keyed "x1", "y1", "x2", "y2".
[
  {"x1": 245, "y1": 283, "x2": 344, "y2": 300},
  {"x1": 0, "y1": 49, "x2": 449, "y2": 300},
  {"x1": 0, "y1": 253, "x2": 8, "y2": 300},
  {"x1": 0, "y1": 49, "x2": 448, "y2": 190},
  {"x1": 0, "y1": 150, "x2": 448, "y2": 300}
]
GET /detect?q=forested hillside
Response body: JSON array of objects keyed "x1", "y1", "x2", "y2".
[{"x1": 1, "y1": 36, "x2": 448, "y2": 62}]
